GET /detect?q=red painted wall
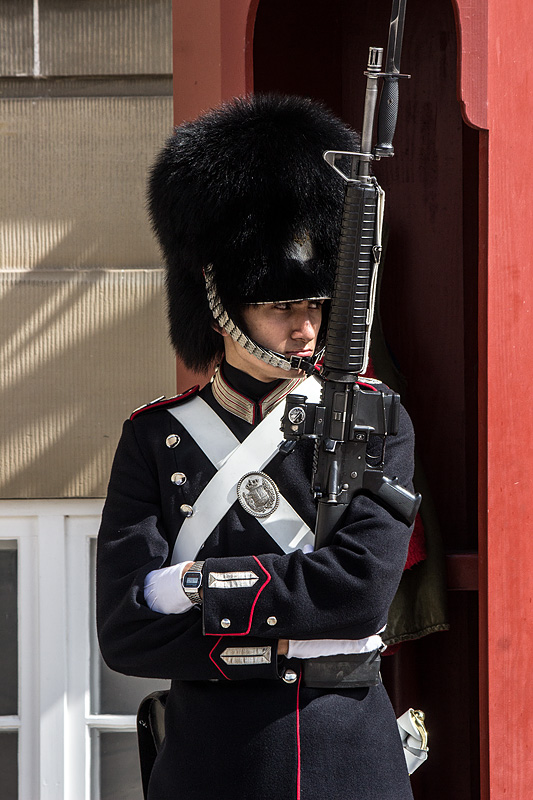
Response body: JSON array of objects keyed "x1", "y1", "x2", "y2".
[{"x1": 484, "y1": 1, "x2": 533, "y2": 797}]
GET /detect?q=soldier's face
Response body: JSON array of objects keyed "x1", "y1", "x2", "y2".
[{"x1": 222, "y1": 300, "x2": 324, "y2": 381}]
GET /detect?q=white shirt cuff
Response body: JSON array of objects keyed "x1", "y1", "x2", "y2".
[
  {"x1": 287, "y1": 632, "x2": 385, "y2": 659},
  {"x1": 144, "y1": 561, "x2": 194, "y2": 615}
]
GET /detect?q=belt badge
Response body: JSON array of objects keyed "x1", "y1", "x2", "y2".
[{"x1": 237, "y1": 472, "x2": 280, "y2": 518}]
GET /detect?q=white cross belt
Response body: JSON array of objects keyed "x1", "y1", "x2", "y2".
[{"x1": 168, "y1": 375, "x2": 322, "y2": 564}]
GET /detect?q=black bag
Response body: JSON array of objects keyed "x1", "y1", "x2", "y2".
[{"x1": 136, "y1": 690, "x2": 168, "y2": 799}]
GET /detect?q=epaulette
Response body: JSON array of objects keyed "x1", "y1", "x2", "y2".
[
  {"x1": 357, "y1": 377, "x2": 387, "y2": 392},
  {"x1": 130, "y1": 385, "x2": 199, "y2": 420},
  {"x1": 359, "y1": 376, "x2": 382, "y2": 384}
]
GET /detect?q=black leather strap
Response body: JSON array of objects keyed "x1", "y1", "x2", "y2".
[{"x1": 302, "y1": 650, "x2": 382, "y2": 688}]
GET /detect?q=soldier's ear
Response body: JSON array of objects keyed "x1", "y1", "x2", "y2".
[{"x1": 211, "y1": 320, "x2": 228, "y2": 337}]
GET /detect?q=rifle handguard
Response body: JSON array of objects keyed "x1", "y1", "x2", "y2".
[{"x1": 324, "y1": 181, "x2": 381, "y2": 377}]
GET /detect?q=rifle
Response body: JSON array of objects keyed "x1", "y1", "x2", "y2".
[{"x1": 281, "y1": 0, "x2": 421, "y2": 548}]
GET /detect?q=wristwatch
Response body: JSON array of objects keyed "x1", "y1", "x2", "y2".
[{"x1": 181, "y1": 560, "x2": 205, "y2": 606}]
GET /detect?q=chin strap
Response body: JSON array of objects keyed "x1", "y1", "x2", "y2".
[{"x1": 204, "y1": 264, "x2": 323, "y2": 375}]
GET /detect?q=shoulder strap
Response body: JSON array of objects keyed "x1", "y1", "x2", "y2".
[
  {"x1": 130, "y1": 386, "x2": 199, "y2": 420},
  {"x1": 169, "y1": 396, "x2": 239, "y2": 469}
]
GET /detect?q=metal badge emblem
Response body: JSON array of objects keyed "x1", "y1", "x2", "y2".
[
  {"x1": 237, "y1": 472, "x2": 280, "y2": 518},
  {"x1": 220, "y1": 646, "x2": 272, "y2": 666},
  {"x1": 288, "y1": 406, "x2": 306, "y2": 425},
  {"x1": 208, "y1": 571, "x2": 259, "y2": 589}
]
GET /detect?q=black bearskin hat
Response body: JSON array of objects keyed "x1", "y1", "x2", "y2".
[{"x1": 148, "y1": 94, "x2": 359, "y2": 371}]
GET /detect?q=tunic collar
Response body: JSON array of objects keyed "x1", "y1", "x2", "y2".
[{"x1": 212, "y1": 363, "x2": 307, "y2": 425}]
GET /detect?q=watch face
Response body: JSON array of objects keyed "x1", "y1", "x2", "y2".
[{"x1": 183, "y1": 571, "x2": 202, "y2": 590}]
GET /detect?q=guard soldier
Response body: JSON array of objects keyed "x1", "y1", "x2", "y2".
[{"x1": 97, "y1": 94, "x2": 416, "y2": 800}]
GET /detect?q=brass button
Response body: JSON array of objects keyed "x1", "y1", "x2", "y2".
[
  {"x1": 266, "y1": 616, "x2": 277, "y2": 626},
  {"x1": 220, "y1": 618, "x2": 231, "y2": 629},
  {"x1": 180, "y1": 504, "x2": 194, "y2": 517},
  {"x1": 166, "y1": 434, "x2": 180, "y2": 448},
  {"x1": 171, "y1": 472, "x2": 187, "y2": 486},
  {"x1": 282, "y1": 669, "x2": 298, "y2": 684}
]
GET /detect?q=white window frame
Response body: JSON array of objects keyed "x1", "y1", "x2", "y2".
[{"x1": 0, "y1": 499, "x2": 140, "y2": 800}]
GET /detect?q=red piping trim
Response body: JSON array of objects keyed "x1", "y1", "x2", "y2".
[
  {"x1": 214, "y1": 371, "x2": 256, "y2": 423},
  {"x1": 208, "y1": 637, "x2": 231, "y2": 681},
  {"x1": 296, "y1": 669, "x2": 302, "y2": 800},
  {"x1": 357, "y1": 381, "x2": 379, "y2": 392},
  {"x1": 260, "y1": 382, "x2": 283, "y2": 405},
  {"x1": 259, "y1": 376, "x2": 303, "y2": 420},
  {"x1": 259, "y1": 377, "x2": 293, "y2": 405},
  {"x1": 129, "y1": 386, "x2": 199, "y2": 420},
  {"x1": 220, "y1": 371, "x2": 255, "y2": 407},
  {"x1": 206, "y1": 555, "x2": 272, "y2": 637}
]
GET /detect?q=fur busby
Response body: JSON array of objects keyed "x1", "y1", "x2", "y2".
[{"x1": 148, "y1": 94, "x2": 359, "y2": 371}]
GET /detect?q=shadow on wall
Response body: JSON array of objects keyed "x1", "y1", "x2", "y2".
[
  {"x1": 0, "y1": 69, "x2": 177, "y2": 500},
  {"x1": 0, "y1": 267, "x2": 176, "y2": 498}
]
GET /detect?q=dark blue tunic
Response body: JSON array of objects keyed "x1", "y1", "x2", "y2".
[{"x1": 97, "y1": 370, "x2": 415, "y2": 799}]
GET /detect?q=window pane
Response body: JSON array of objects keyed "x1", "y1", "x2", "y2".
[
  {"x1": 90, "y1": 539, "x2": 169, "y2": 715},
  {"x1": 92, "y1": 731, "x2": 143, "y2": 800},
  {"x1": 0, "y1": 541, "x2": 18, "y2": 716},
  {"x1": 0, "y1": 732, "x2": 18, "y2": 800}
]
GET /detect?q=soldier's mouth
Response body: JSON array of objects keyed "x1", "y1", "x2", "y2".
[{"x1": 286, "y1": 349, "x2": 313, "y2": 357}]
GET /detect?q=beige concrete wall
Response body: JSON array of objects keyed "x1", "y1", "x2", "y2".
[{"x1": 0, "y1": 0, "x2": 176, "y2": 498}]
